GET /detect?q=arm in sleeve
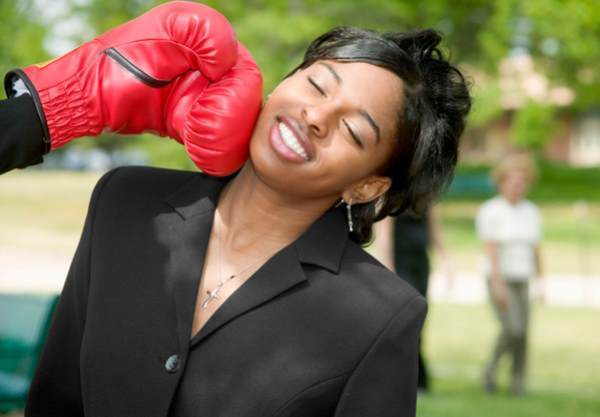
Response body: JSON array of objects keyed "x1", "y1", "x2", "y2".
[
  {"x1": 24, "y1": 168, "x2": 120, "y2": 417},
  {"x1": 0, "y1": 94, "x2": 46, "y2": 175},
  {"x1": 332, "y1": 295, "x2": 428, "y2": 417}
]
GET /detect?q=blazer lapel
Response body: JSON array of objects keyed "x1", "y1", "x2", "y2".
[
  {"x1": 160, "y1": 173, "x2": 225, "y2": 352},
  {"x1": 160, "y1": 172, "x2": 350, "y2": 349},
  {"x1": 190, "y1": 242, "x2": 307, "y2": 345},
  {"x1": 189, "y1": 205, "x2": 350, "y2": 347}
]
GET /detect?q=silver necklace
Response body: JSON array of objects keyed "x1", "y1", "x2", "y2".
[{"x1": 200, "y1": 212, "x2": 271, "y2": 310}]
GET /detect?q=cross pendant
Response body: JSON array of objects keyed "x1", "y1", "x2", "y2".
[{"x1": 201, "y1": 275, "x2": 235, "y2": 309}]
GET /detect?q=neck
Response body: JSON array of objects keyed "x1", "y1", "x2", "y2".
[{"x1": 215, "y1": 161, "x2": 338, "y2": 253}]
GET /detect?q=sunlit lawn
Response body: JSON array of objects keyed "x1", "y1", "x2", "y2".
[
  {"x1": 0, "y1": 170, "x2": 102, "y2": 255},
  {"x1": 420, "y1": 302, "x2": 600, "y2": 417}
]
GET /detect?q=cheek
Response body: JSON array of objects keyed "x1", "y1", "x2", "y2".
[
  {"x1": 313, "y1": 138, "x2": 379, "y2": 185},
  {"x1": 268, "y1": 78, "x2": 306, "y2": 104}
]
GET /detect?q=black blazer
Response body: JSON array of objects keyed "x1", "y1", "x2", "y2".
[{"x1": 26, "y1": 165, "x2": 427, "y2": 417}]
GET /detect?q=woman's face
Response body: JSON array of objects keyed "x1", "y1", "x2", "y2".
[{"x1": 248, "y1": 59, "x2": 404, "y2": 203}]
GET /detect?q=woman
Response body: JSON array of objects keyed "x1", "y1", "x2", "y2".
[
  {"x1": 4, "y1": 6, "x2": 471, "y2": 417},
  {"x1": 476, "y1": 154, "x2": 544, "y2": 395}
]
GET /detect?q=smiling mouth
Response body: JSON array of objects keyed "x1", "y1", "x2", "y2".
[{"x1": 277, "y1": 118, "x2": 310, "y2": 161}]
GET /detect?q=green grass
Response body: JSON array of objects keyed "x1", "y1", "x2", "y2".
[
  {"x1": 418, "y1": 378, "x2": 600, "y2": 417},
  {"x1": 0, "y1": 170, "x2": 102, "y2": 254},
  {"x1": 419, "y1": 302, "x2": 600, "y2": 417}
]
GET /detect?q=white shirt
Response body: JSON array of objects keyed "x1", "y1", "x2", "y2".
[{"x1": 475, "y1": 196, "x2": 542, "y2": 280}]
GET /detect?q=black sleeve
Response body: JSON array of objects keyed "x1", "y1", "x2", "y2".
[
  {"x1": 0, "y1": 94, "x2": 46, "y2": 175},
  {"x1": 332, "y1": 295, "x2": 428, "y2": 417},
  {"x1": 24, "y1": 168, "x2": 120, "y2": 417}
]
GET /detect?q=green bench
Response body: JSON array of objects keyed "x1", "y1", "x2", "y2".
[
  {"x1": 0, "y1": 293, "x2": 59, "y2": 414},
  {"x1": 445, "y1": 172, "x2": 496, "y2": 198}
]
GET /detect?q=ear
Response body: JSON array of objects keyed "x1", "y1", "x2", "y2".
[{"x1": 341, "y1": 175, "x2": 391, "y2": 205}]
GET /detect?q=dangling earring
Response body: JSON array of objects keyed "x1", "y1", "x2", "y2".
[{"x1": 346, "y1": 198, "x2": 353, "y2": 232}]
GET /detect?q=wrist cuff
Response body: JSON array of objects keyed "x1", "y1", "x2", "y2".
[
  {"x1": 0, "y1": 94, "x2": 45, "y2": 173},
  {"x1": 4, "y1": 69, "x2": 51, "y2": 154}
]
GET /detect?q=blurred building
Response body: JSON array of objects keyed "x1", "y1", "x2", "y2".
[{"x1": 461, "y1": 54, "x2": 600, "y2": 166}]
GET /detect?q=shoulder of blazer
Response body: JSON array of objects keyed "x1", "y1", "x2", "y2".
[
  {"x1": 89, "y1": 165, "x2": 230, "y2": 215},
  {"x1": 93, "y1": 165, "x2": 201, "y2": 201},
  {"x1": 336, "y1": 239, "x2": 426, "y2": 316}
]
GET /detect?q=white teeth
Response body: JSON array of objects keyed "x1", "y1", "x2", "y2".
[{"x1": 278, "y1": 122, "x2": 309, "y2": 160}]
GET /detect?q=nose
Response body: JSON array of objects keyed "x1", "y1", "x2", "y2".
[{"x1": 302, "y1": 102, "x2": 334, "y2": 139}]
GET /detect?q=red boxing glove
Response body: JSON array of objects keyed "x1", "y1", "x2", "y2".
[
  {"x1": 3, "y1": 0, "x2": 262, "y2": 176},
  {"x1": 166, "y1": 42, "x2": 261, "y2": 174}
]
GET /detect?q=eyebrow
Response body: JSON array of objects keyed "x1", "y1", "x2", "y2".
[{"x1": 317, "y1": 62, "x2": 381, "y2": 144}]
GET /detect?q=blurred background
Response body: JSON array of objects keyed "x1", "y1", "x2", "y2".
[{"x1": 0, "y1": 0, "x2": 598, "y2": 416}]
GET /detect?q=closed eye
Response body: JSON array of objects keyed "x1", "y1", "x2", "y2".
[
  {"x1": 343, "y1": 120, "x2": 365, "y2": 149},
  {"x1": 308, "y1": 76, "x2": 326, "y2": 96},
  {"x1": 308, "y1": 75, "x2": 364, "y2": 149}
]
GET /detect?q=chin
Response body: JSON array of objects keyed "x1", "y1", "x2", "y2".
[{"x1": 249, "y1": 138, "x2": 289, "y2": 188}]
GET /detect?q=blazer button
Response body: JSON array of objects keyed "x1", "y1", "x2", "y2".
[{"x1": 165, "y1": 354, "x2": 180, "y2": 373}]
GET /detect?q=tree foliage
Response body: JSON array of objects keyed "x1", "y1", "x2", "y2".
[
  {"x1": 511, "y1": 102, "x2": 557, "y2": 149},
  {"x1": 0, "y1": 0, "x2": 49, "y2": 99}
]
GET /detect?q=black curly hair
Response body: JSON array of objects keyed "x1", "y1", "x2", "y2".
[{"x1": 286, "y1": 26, "x2": 472, "y2": 246}]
